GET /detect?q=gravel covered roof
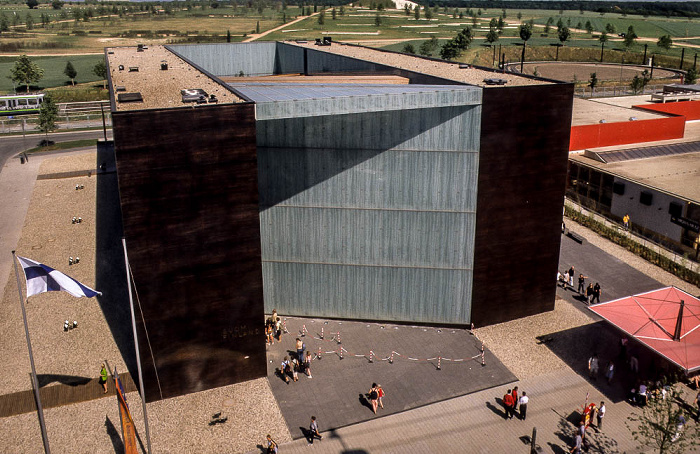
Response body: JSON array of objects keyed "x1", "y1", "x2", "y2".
[
  {"x1": 288, "y1": 40, "x2": 552, "y2": 88},
  {"x1": 106, "y1": 45, "x2": 244, "y2": 112}
]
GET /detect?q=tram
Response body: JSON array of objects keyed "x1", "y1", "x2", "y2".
[{"x1": 0, "y1": 94, "x2": 44, "y2": 116}]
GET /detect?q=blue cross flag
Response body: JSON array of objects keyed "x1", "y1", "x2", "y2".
[{"x1": 16, "y1": 256, "x2": 101, "y2": 298}]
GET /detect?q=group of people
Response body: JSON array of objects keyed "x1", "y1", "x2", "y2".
[
  {"x1": 587, "y1": 353, "x2": 615, "y2": 384},
  {"x1": 280, "y1": 338, "x2": 314, "y2": 383},
  {"x1": 502, "y1": 386, "x2": 529, "y2": 420},
  {"x1": 367, "y1": 383, "x2": 385, "y2": 414},
  {"x1": 570, "y1": 402, "x2": 606, "y2": 453},
  {"x1": 265, "y1": 309, "x2": 283, "y2": 345},
  {"x1": 558, "y1": 265, "x2": 601, "y2": 305}
]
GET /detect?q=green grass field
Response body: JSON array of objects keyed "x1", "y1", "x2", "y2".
[
  {"x1": 0, "y1": 2, "x2": 696, "y2": 95},
  {"x1": 0, "y1": 54, "x2": 103, "y2": 92}
]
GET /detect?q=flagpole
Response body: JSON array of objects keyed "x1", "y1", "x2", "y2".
[
  {"x1": 121, "y1": 238, "x2": 152, "y2": 454},
  {"x1": 11, "y1": 251, "x2": 51, "y2": 454}
]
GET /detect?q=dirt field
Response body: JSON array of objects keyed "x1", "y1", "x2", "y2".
[{"x1": 517, "y1": 61, "x2": 681, "y2": 83}]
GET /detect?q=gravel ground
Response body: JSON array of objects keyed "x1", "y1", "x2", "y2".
[
  {"x1": 2, "y1": 152, "x2": 698, "y2": 453},
  {"x1": 291, "y1": 40, "x2": 550, "y2": 87},
  {"x1": 0, "y1": 151, "x2": 291, "y2": 454}
]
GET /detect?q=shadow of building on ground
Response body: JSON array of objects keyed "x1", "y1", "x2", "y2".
[
  {"x1": 94, "y1": 142, "x2": 137, "y2": 382},
  {"x1": 37, "y1": 373, "x2": 91, "y2": 387}
]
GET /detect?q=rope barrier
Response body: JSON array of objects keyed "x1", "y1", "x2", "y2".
[
  {"x1": 301, "y1": 325, "x2": 308, "y2": 337},
  {"x1": 320, "y1": 327, "x2": 324, "y2": 339},
  {"x1": 437, "y1": 356, "x2": 441, "y2": 370},
  {"x1": 369, "y1": 350, "x2": 374, "y2": 363}
]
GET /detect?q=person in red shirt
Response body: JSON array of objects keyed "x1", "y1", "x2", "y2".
[
  {"x1": 503, "y1": 389, "x2": 515, "y2": 419},
  {"x1": 511, "y1": 387, "x2": 519, "y2": 419}
]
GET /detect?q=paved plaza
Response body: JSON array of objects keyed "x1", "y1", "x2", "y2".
[{"x1": 0, "y1": 145, "x2": 699, "y2": 453}]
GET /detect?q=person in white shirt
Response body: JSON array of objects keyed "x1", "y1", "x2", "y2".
[
  {"x1": 597, "y1": 401, "x2": 606, "y2": 430},
  {"x1": 519, "y1": 392, "x2": 529, "y2": 420}
]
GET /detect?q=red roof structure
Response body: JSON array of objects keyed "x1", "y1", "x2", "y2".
[{"x1": 589, "y1": 287, "x2": 700, "y2": 374}]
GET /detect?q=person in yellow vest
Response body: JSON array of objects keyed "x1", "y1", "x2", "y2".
[{"x1": 623, "y1": 214, "x2": 630, "y2": 231}]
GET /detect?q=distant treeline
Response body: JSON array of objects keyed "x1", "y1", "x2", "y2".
[
  {"x1": 418, "y1": 2, "x2": 700, "y2": 18},
  {"x1": 50, "y1": 0, "x2": 700, "y2": 18}
]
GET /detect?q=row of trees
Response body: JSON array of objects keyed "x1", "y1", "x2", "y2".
[{"x1": 9, "y1": 55, "x2": 107, "y2": 92}]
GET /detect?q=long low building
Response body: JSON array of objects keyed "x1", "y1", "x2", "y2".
[{"x1": 106, "y1": 41, "x2": 573, "y2": 401}]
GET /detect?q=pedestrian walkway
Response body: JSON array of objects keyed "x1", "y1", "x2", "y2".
[
  {"x1": 266, "y1": 318, "x2": 516, "y2": 441},
  {"x1": 565, "y1": 200, "x2": 699, "y2": 275},
  {"x1": 250, "y1": 367, "x2": 650, "y2": 454},
  {"x1": 0, "y1": 372, "x2": 136, "y2": 418}
]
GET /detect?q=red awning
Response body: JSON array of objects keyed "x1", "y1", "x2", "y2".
[{"x1": 589, "y1": 287, "x2": 700, "y2": 374}]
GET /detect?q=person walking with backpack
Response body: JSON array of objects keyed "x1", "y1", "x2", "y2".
[{"x1": 266, "y1": 434, "x2": 278, "y2": 453}]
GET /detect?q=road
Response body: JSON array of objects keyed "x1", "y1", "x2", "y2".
[{"x1": 0, "y1": 128, "x2": 112, "y2": 170}]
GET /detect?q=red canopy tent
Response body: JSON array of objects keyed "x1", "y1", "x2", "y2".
[{"x1": 589, "y1": 286, "x2": 700, "y2": 374}]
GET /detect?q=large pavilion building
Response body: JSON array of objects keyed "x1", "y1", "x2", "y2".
[{"x1": 105, "y1": 41, "x2": 573, "y2": 401}]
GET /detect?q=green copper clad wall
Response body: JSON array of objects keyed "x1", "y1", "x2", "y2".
[
  {"x1": 258, "y1": 100, "x2": 482, "y2": 325},
  {"x1": 169, "y1": 42, "x2": 279, "y2": 77}
]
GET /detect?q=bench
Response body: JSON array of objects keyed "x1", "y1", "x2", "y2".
[{"x1": 567, "y1": 231, "x2": 585, "y2": 244}]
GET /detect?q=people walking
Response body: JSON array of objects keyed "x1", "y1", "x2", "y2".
[
  {"x1": 266, "y1": 434, "x2": 278, "y2": 453},
  {"x1": 605, "y1": 361, "x2": 615, "y2": 384},
  {"x1": 99, "y1": 363, "x2": 108, "y2": 393},
  {"x1": 309, "y1": 416, "x2": 323, "y2": 443},
  {"x1": 588, "y1": 353, "x2": 599, "y2": 380},
  {"x1": 568, "y1": 266, "x2": 575, "y2": 288},
  {"x1": 597, "y1": 401, "x2": 606, "y2": 430},
  {"x1": 281, "y1": 356, "x2": 292, "y2": 384},
  {"x1": 295, "y1": 337, "x2": 305, "y2": 362},
  {"x1": 577, "y1": 274, "x2": 588, "y2": 294},
  {"x1": 377, "y1": 384, "x2": 385, "y2": 409},
  {"x1": 511, "y1": 387, "x2": 519, "y2": 418},
  {"x1": 592, "y1": 283, "x2": 601, "y2": 304},
  {"x1": 519, "y1": 392, "x2": 529, "y2": 420},
  {"x1": 304, "y1": 350, "x2": 312, "y2": 378},
  {"x1": 586, "y1": 283, "x2": 594, "y2": 304},
  {"x1": 368, "y1": 383, "x2": 379, "y2": 414},
  {"x1": 623, "y1": 214, "x2": 630, "y2": 231},
  {"x1": 503, "y1": 389, "x2": 515, "y2": 419}
]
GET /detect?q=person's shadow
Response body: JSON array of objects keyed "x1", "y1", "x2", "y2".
[
  {"x1": 358, "y1": 393, "x2": 374, "y2": 412},
  {"x1": 299, "y1": 427, "x2": 312, "y2": 444},
  {"x1": 486, "y1": 398, "x2": 507, "y2": 419}
]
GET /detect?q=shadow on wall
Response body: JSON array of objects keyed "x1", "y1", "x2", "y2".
[
  {"x1": 258, "y1": 106, "x2": 476, "y2": 210},
  {"x1": 94, "y1": 142, "x2": 137, "y2": 383}
]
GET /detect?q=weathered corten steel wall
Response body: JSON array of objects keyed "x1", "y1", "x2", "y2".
[
  {"x1": 471, "y1": 83, "x2": 574, "y2": 327},
  {"x1": 112, "y1": 103, "x2": 265, "y2": 402}
]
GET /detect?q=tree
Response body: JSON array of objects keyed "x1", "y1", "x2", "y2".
[
  {"x1": 26, "y1": 0, "x2": 38, "y2": 9},
  {"x1": 624, "y1": 25, "x2": 637, "y2": 47},
  {"x1": 497, "y1": 16, "x2": 504, "y2": 31},
  {"x1": 486, "y1": 29, "x2": 498, "y2": 44},
  {"x1": 332, "y1": 7, "x2": 336, "y2": 20},
  {"x1": 556, "y1": 17, "x2": 564, "y2": 30},
  {"x1": 440, "y1": 41, "x2": 460, "y2": 60},
  {"x1": 424, "y1": 7, "x2": 432, "y2": 20},
  {"x1": 0, "y1": 13, "x2": 8, "y2": 32},
  {"x1": 256, "y1": 20, "x2": 260, "y2": 33},
  {"x1": 627, "y1": 386, "x2": 700, "y2": 454},
  {"x1": 404, "y1": 4, "x2": 410, "y2": 15},
  {"x1": 589, "y1": 72, "x2": 598, "y2": 91},
  {"x1": 519, "y1": 22, "x2": 532, "y2": 43},
  {"x1": 374, "y1": 12, "x2": 382, "y2": 27},
  {"x1": 605, "y1": 23, "x2": 615, "y2": 34},
  {"x1": 38, "y1": 93, "x2": 59, "y2": 137},
  {"x1": 402, "y1": 43, "x2": 415, "y2": 54},
  {"x1": 558, "y1": 26, "x2": 570, "y2": 45},
  {"x1": 414, "y1": 6, "x2": 419, "y2": 20},
  {"x1": 25, "y1": 13, "x2": 33, "y2": 30},
  {"x1": 686, "y1": 68, "x2": 698, "y2": 85},
  {"x1": 418, "y1": 36, "x2": 438, "y2": 56},
  {"x1": 226, "y1": 29, "x2": 231, "y2": 42},
  {"x1": 339, "y1": 5, "x2": 344, "y2": 16},
  {"x1": 657, "y1": 35, "x2": 672, "y2": 50},
  {"x1": 489, "y1": 17, "x2": 497, "y2": 30},
  {"x1": 63, "y1": 61, "x2": 77, "y2": 86},
  {"x1": 10, "y1": 55, "x2": 44, "y2": 92},
  {"x1": 585, "y1": 20, "x2": 593, "y2": 33},
  {"x1": 93, "y1": 60, "x2": 107, "y2": 89},
  {"x1": 454, "y1": 27, "x2": 472, "y2": 50},
  {"x1": 51, "y1": 0, "x2": 63, "y2": 9},
  {"x1": 517, "y1": 11, "x2": 522, "y2": 20}
]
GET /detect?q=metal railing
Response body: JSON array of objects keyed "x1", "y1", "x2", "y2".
[
  {"x1": 565, "y1": 198, "x2": 699, "y2": 276},
  {"x1": 0, "y1": 112, "x2": 112, "y2": 134},
  {"x1": 574, "y1": 84, "x2": 667, "y2": 98}
]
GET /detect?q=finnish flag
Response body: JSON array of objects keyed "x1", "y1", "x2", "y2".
[{"x1": 16, "y1": 256, "x2": 101, "y2": 298}]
